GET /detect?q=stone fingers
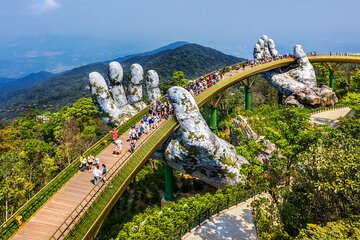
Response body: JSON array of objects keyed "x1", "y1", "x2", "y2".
[
  {"x1": 146, "y1": 70, "x2": 162, "y2": 103},
  {"x1": 108, "y1": 61, "x2": 129, "y2": 108},
  {"x1": 128, "y1": 64, "x2": 147, "y2": 111},
  {"x1": 89, "y1": 72, "x2": 124, "y2": 126},
  {"x1": 165, "y1": 86, "x2": 248, "y2": 188}
]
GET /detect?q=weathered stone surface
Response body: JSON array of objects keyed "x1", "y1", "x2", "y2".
[
  {"x1": 89, "y1": 62, "x2": 139, "y2": 127},
  {"x1": 231, "y1": 116, "x2": 277, "y2": 164},
  {"x1": 254, "y1": 36, "x2": 338, "y2": 107},
  {"x1": 146, "y1": 70, "x2": 162, "y2": 103},
  {"x1": 89, "y1": 71, "x2": 137, "y2": 127},
  {"x1": 128, "y1": 64, "x2": 147, "y2": 111},
  {"x1": 108, "y1": 61, "x2": 128, "y2": 108},
  {"x1": 164, "y1": 86, "x2": 248, "y2": 188}
]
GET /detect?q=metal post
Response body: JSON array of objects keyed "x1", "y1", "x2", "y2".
[
  {"x1": 245, "y1": 87, "x2": 251, "y2": 111},
  {"x1": 329, "y1": 70, "x2": 335, "y2": 90},
  {"x1": 209, "y1": 106, "x2": 217, "y2": 134},
  {"x1": 164, "y1": 164, "x2": 175, "y2": 201},
  {"x1": 277, "y1": 91, "x2": 283, "y2": 105}
]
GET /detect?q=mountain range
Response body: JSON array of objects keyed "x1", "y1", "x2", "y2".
[{"x1": 0, "y1": 42, "x2": 244, "y2": 120}]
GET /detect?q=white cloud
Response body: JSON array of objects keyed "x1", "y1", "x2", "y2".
[
  {"x1": 25, "y1": 50, "x2": 63, "y2": 58},
  {"x1": 30, "y1": 0, "x2": 62, "y2": 14}
]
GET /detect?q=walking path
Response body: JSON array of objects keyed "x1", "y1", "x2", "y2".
[
  {"x1": 183, "y1": 197, "x2": 258, "y2": 240},
  {"x1": 11, "y1": 119, "x2": 161, "y2": 240},
  {"x1": 310, "y1": 107, "x2": 354, "y2": 126},
  {"x1": 9, "y1": 65, "x2": 248, "y2": 240}
]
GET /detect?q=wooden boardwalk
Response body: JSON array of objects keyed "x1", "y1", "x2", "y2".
[{"x1": 11, "y1": 122, "x2": 149, "y2": 240}]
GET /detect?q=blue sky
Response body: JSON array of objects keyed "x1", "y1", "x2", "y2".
[{"x1": 0, "y1": 0, "x2": 360, "y2": 76}]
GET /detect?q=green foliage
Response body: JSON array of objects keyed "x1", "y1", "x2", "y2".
[
  {"x1": 251, "y1": 197, "x2": 290, "y2": 240},
  {"x1": 98, "y1": 160, "x2": 216, "y2": 240},
  {"x1": 0, "y1": 97, "x2": 109, "y2": 223},
  {"x1": 159, "y1": 71, "x2": 189, "y2": 94},
  {"x1": 116, "y1": 185, "x2": 252, "y2": 240},
  {"x1": 313, "y1": 63, "x2": 360, "y2": 98},
  {"x1": 224, "y1": 100, "x2": 360, "y2": 238},
  {"x1": 296, "y1": 217, "x2": 360, "y2": 240},
  {"x1": 280, "y1": 125, "x2": 360, "y2": 236},
  {"x1": 340, "y1": 92, "x2": 360, "y2": 111}
]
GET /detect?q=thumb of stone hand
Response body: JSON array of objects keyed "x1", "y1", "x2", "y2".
[{"x1": 164, "y1": 86, "x2": 248, "y2": 188}]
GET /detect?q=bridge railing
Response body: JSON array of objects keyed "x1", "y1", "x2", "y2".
[
  {"x1": 49, "y1": 60, "x2": 253, "y2": 239},
  {"x1": 0, "y1": 58, "x2": 248, "y2": 239},
  {"x1": 53, "y1": 117, "x2": 178, "y2": 239},
  {"x1": 0, "y1": 106, "x2": 148, "y2": 239},
  {"x1": 167, "y1": 189, "x2": 257, "y2": 240},
  {"x1": 4, "y1": 54, "x2": 360, "y2": 239},
  {"x1": 50, "y1": 116, "x2": 170, "y2": 239}
]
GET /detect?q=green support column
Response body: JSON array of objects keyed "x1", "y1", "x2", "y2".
[
  {"x1": 245, "y1": 87, "x2": 251, "y2": 111},
  {"x1": 329, "y1": 70, "x2": 335, "y2": 90},
  {"x1": 164, "y1": 164, "x2": 175, "y2": 201},
  {"x1": 277, "y1": 92, "x2": 283, "y2": 105},
  {"x1": 209, "y1": 106, "x2": 217, "y2": 134}
]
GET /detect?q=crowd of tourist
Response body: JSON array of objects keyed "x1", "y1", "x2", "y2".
[
  {"x1": 126, "y1": 99, "x2": 174, "y2": 153},
  {"x1": 79, "y1": 154, "x2": 107, "y2": 185},
  {"x1": 81, "y1": 49, "x2": 360, "y2": 186}
]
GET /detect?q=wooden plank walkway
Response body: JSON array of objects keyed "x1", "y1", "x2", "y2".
[{"x1": 11, "y1": 121, "x2": 151, "y2": 240}]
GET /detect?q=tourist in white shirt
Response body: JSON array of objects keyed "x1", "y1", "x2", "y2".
[{"x1": 93, "y1": 165, "x2": 102, "y2": 185}]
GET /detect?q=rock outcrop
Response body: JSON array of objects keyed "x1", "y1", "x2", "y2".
[
  {"x1": 164, "y1": 86, "x2": 248, "y2": 188},
  {"x1": 231, "y1": 116, "x2": 277, "y2": 164},
  {"x1": 254, "y1": 35, "x2": 338, "y2": 107}
]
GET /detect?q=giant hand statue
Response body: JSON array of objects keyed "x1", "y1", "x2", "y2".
[
  {"x1": 254, "y1": 35, "x2": 338, "y2": 107},
  {"x1": 164, "y1": 86, "x2": 248, "y2": 188},
  {"x1": 89, "y1": 62, "x2": 161, "y2": 127}
]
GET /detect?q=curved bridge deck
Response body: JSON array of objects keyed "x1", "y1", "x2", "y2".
[{"x1": 7, "y1": 55, "x2": 360, "y2": 239}]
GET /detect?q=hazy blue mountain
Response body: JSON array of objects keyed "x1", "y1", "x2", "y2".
[
  {"x1": 0, "y1": 34, "x2": 187, "y2": 78},
  {"x1": 112, "y1": 41, "x2": 189, "y2": 62},
  {"x1": 0, "y1": 43, "x2": 244, "y2": 120}
]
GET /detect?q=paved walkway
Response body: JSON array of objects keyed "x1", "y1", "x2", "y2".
[
  {"x1": 183, "y1": 197, "x2": 257, "y2": 240},
  {"x1": 310, "y1": 107, "x2": 354, "y2": 126}
]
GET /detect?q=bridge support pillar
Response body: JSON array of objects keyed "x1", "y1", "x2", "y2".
[
  {"x1": 245, "y1": 87, "x2": 251, "y2": 111},
  {"x1": 329, "y1": 70, "x2": 335, "y2": 90},
  {"x1": 209, "y1": 106, "x2": 217, "y2": 134},
  {"x1": 164, "y1": 164, "x2": 175, "y2": 201},
  {"x1": 277, "y1": 92, "x2": 283, "y2": 105}
]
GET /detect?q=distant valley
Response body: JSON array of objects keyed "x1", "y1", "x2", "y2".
[{"x1": 0, "y1": 43, "x2": 244, "y2": 120}]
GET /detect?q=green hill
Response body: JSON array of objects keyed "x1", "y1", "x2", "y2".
[{"x1": 0, "y1": 43, "x2": 243, "y2": 120}]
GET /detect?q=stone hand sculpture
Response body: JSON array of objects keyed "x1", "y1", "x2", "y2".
[
  {"x1": 89, "y1": 62, "x2": 161, "y2": 127},
  {"x1": 146, "y1": 70, "x2": 162, "y2": 103},
  {"x1": 164, "y1": 86, "x2": 248, "y2": 188},
  {"x1": 127, "y1": 64, "x2": 148, "y2": 111},
  {"x1": 254, "y1": 35, "x2": 338, "y2": 107}
]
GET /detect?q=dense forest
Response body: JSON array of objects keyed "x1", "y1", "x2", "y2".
[
  {"x1": 0, "y1": 61, "x2": 359, "y2": 239},
  {"x1": 0, "y1": 98, "x2": 109, "y2": 221}
]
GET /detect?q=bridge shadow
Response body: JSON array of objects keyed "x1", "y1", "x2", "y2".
[{"x1": 189, "y1": 207, "x2": 256, "y2": 240}]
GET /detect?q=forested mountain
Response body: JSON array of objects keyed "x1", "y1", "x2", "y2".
[
  {"x1": 0, "y1": 43, "x2": 243, "y2": 120},
  {"x1": 0, "y1": 71, "x2": 55, "y2": 102}
]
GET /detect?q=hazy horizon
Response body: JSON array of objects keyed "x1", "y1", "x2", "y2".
[{"x1": 1, "y1": 0, "x2": 360, "y2": 77}]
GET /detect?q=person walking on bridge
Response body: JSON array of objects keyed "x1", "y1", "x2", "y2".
[
  {"x1": 110, "y1": 129, "x2": 118, "y2": 142},
  {"x1": 114, "y1": 138, "x2": 123, "y2": 155},
  {"x1": 92, "y1": 165, "x2": 102, "y2": 185}
]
